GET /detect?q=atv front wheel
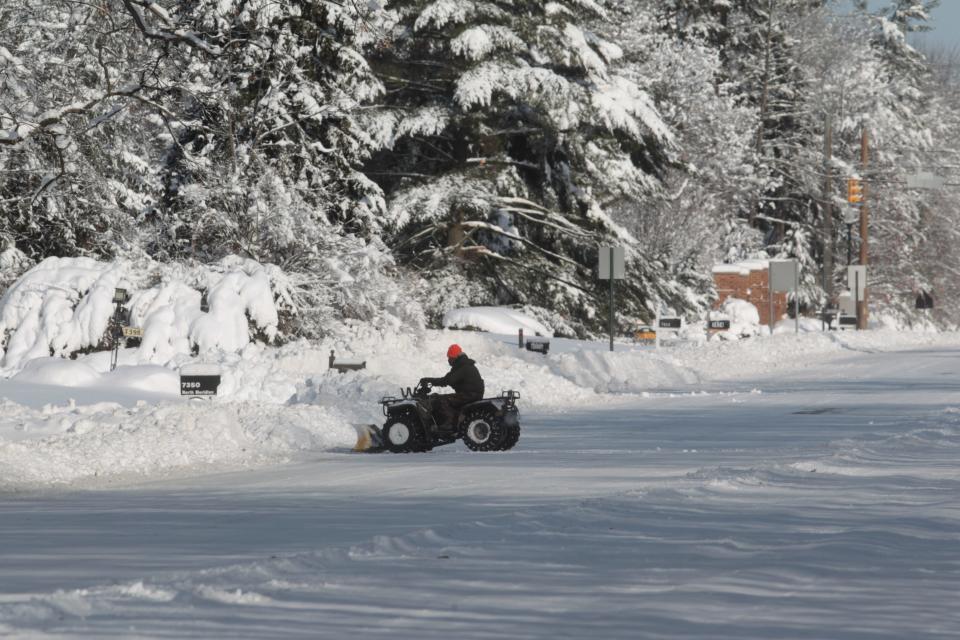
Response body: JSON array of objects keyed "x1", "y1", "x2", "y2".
[
  {"x1": 462, "y1": 411, "x2": 505, "y2": 452},
  {"x1": 497, "y1": 423, "x2": 520, "y2": 451},
  {"x1": 383, "y1": 417, "x2": 427, "y2": 453}
]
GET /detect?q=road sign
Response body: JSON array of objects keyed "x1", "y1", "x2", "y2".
[
  {"x1": 770, "y1": 260, "x2": 798, "y2": 292},
  {"x1": 707, "y1": 319, "x2": 731, "y2": 331},
  {"x1": 837, "y1": 291, "x2": 856, "y2": 316},
  {"x1": 906, "y1": 172, "x2": 945, "y2": 190},
  {"x1": 599, "y1": 246, "x2": 625, "y2": 353},
  {"x1": 847, "y1": 265, "x2": 866, "y2": 301},
  {"x1": 658, "y1": 317, "x2": 682, "y2": 330},
  {"x1": 121, "y1": 326, "x2": 143, "y2": 338},
  {"x1": 847, "y1": 266, "x2": 866, "y2": 300},
  {"x1": 769, "y1": 260, "x2": 800, "y2": 334},
  {"x1": 598, "y1": 246, "x2": 625, "y2": 280}
]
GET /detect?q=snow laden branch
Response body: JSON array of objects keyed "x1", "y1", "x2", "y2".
[
  {"x1": 494, "y1": 198, "x2": 596, "y2": 239},
  {"x1": 0, "y1": 85, "x2": 146, "y2": 147},
  {"x1": 459, "y1": 220, "x2": 582, "y2": 267},
  {"x1": 121, "y1": 0, "x2": 223, "y2": 56}
]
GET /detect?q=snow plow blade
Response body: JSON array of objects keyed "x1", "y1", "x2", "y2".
[{"x1": 352, "y1": 424, "x2": 385, "y2": 453}]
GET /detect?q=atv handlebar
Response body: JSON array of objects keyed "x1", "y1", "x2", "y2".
[
  {"x1": 398, "y1": 380, "x2": 432, "y2": 399},
  {"x1": 415, "y1": 380, "x2": 432, "y2": 396}
]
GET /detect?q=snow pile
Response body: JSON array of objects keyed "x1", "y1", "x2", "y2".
[
  {"x1": 12, "y1": 358, "x2": 103, "y2": 388},
  {"x1": 443, "y1": 306, "x2": 552, "y2": 336},
  {"x1": 11, "y1": 358, "x2": 180, "y2": 394},
  {"x1": 0, "y1": 398, "x2": 355, "y2": 489},
  {"x1": 547, "y1": 348, "x2": 699, "y2": 393},
  {"x1": 0, "y1": 256, "x2": 286, "y2": 372},
  {"x1": 712, "y1": 297, "x2": 762, "y2": 340},
  {"x1": 221, "y1": 330, "x2": 599, "y2": 417},
  {"x1": 3, "y1": 318, "x2": 960, "y2": 490}
]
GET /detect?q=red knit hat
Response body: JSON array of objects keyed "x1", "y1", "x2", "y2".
[{"x1": 447, "y1": 344, "x2": 463, "y2": 359}]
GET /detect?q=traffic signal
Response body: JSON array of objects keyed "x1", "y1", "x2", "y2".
[{"x1": 847, "y1": 178, "x2": 863, "y2": 204}]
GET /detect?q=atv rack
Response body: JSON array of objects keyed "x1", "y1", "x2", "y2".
[{"x1": 499, "y1": 390, "x2": 520, "y2": 411}]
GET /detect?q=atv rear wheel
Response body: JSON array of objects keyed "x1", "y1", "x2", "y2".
[
  {"x1": 462, "y1": 411, "x2": 505, "y2": 452},
  {"x1": 383, "y1": 417, "x2": 427, "y2": 453}
]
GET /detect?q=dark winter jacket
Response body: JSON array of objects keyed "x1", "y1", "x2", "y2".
[{"x1": 426, "y1": 354, "x2": 484, "y2": 398}]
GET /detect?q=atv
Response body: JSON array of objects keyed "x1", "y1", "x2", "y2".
[{"x1": 354, "y1": 381, "x2": 521, "y2": 453}]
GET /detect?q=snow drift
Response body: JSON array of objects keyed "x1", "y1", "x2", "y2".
[
  {"x1": 443, "y1": 306, "x2": 552, "y2": 336},
  {"x1": 2, "y1": 300, "x2": 960, "y2": 490}
]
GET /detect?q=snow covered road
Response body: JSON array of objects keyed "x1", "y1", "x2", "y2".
[{"x1": 2, "y1": 342, "x2": 960, "y2": 638}]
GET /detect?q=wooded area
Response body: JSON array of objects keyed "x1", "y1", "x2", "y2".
[{"x1": 1, "y1": 0, "x2": 955, "y2": 336}]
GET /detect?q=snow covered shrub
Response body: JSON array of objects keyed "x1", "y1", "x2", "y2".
[
  {"x1": 413, "y1": 267, "x2": 493, "y2": 328},
  {"x1": 0, "y1": 245, "x2": 32, "y2": 292},
  {"x1": 715, "y1": 298, "x2": 763, "y2": 341},
  {"x1": 276, "y1": 235, "x2": 426, "y2": 338},
  {"x1": 0, "y1": 256, "x2": 288, "y2": 370}
]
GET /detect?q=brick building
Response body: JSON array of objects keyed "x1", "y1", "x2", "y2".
[{"x1": 712, "y1": 260, "x2": 789, "y2": 327}]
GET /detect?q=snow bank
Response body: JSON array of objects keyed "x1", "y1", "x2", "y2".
[
  {"x1": 12, "y1": 358, "x2": 103, "y2": 387},
  {"x1": 0, "y1": 256, "x2": 285, "y2": 372},
  {"x1": 0, "y1": 399, "x2": 356, "y2": 489},
  {"x1": 4, "y1": 313, "x2": 960, "y2": 490},
  {"x1": 9, "y1": 358, "x2": 178, "y2": 395},
  {"x1": 443, "y1": 306, "x2": 552, "y2": 336}
]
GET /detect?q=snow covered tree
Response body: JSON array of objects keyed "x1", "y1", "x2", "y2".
[
  {"x1": 606, "y1": 4, "x2": 765, "y2": 292},
  {"x1": 0, "y1": 2, "x2": 162, "y2": 258},
  {"x1": 915, "y1": 43, "x2": 960, "y2": 327},
  {"x1": 649, "y1": 1, "x2": 830, "y2": 303},
  {"x1": 646, "y1": 0, "x2": 942, "y2": 318},
  {"x1": 362, "y1": 0, "x2": 689, "y2": 334},
  {"x1": 0, "y1": 1, "x2": 417, "y2": 335},
  {"x1": 111, "y1": 1, "x2": 387, "y2": 267},
  {"x1": 835, "y1": 0, "x2": 939, "y2": 322}
]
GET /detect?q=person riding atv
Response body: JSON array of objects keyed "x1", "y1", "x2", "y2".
[{"x1": 419, "y1": 344, "x2": 484, "y2": 430}]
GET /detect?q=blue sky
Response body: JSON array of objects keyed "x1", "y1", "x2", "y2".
[
  {"x1": 908, "y1": 1, "x2": 960, "y2": 50},
  {"x1": 862, "y1": 0, "x2": 960, "y2": 50}
]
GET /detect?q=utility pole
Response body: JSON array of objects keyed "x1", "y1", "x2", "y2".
[
  {"x1": 822, "y1": 113, "x2": 834, "y2": 300},
  {"x1": 858, "y1": 127, "x2": 869, "y2": 330}
]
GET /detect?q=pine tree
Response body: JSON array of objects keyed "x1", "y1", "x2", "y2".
[
  {"x1": 850, "y1": 0, "x2": 939, "y2": 322},
  {"x1": 656, "y1": 3, "x2": 829, "y2": 302},
  {"x1": 0, "y1": 1, "x2": 158, "y2": 258},
  {"x1": 363, "y1": 0, "x2": 684, "y2": 334},
  {"x1": 608, "y1": 3, "x2": 765, "y2": 293},
  {"x1": 134, "y1": 0, "x2": 387, "y2": 267}
]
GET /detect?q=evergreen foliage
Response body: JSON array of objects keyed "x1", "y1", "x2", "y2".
[
  {"x1": 0, "y1": 0, "x2": 956, "y2": 334},
  {"x1": 362, "y1": 0, "x2": 691, "y2": 334}
]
